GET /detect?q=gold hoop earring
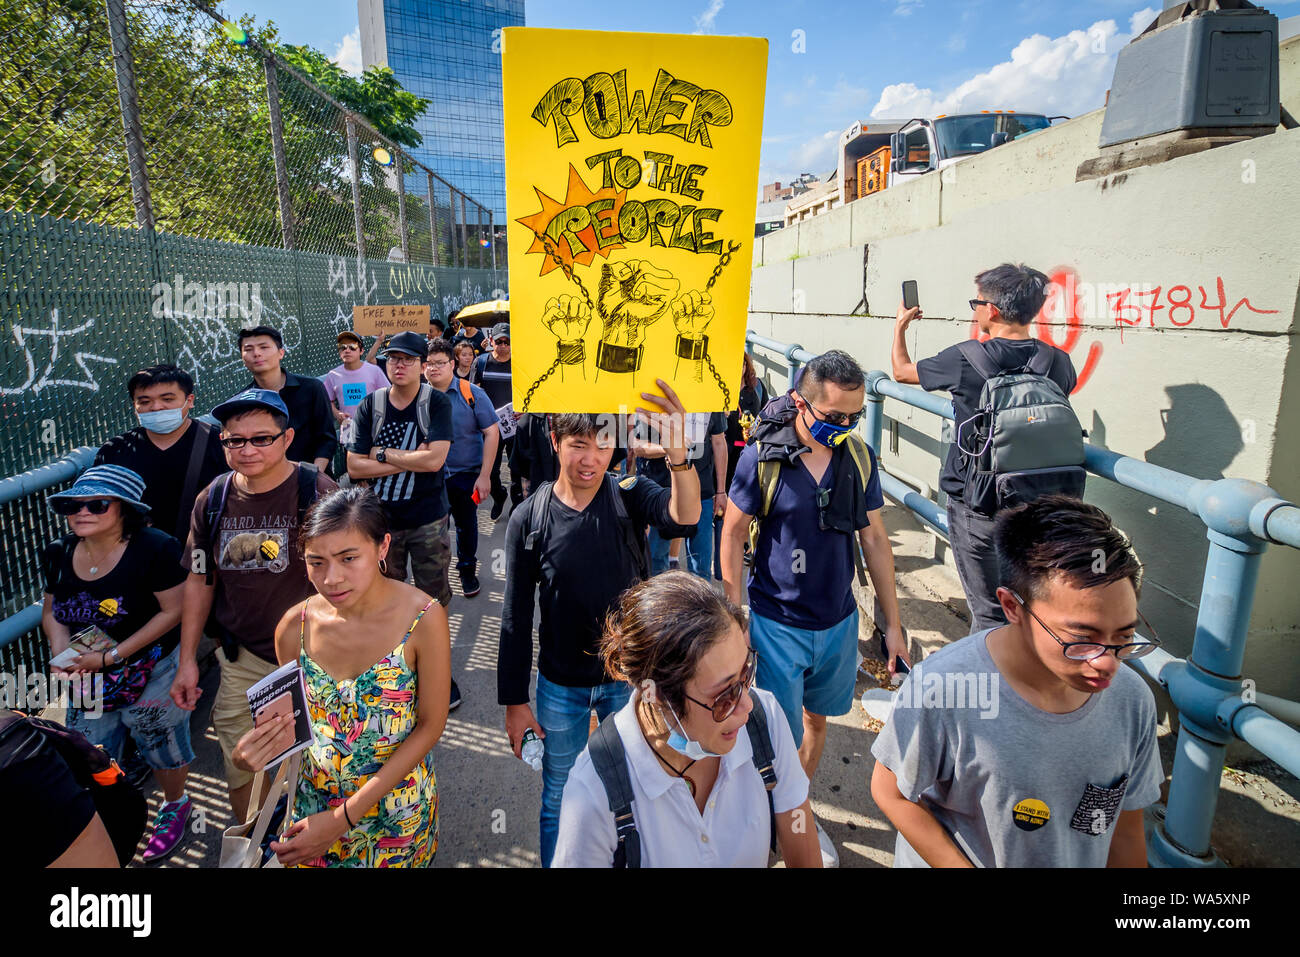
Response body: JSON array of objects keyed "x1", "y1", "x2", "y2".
[{"x1": 378, "y1": 558, "x2": 388, "y2": 574}]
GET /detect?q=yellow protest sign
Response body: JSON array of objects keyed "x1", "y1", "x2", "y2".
[{"x1": 503, "y1": 28, "x2": 767, "y2": 413}]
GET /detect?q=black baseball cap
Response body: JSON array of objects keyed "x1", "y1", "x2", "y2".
[{"x1": 381, "y1": 330, "x2": 429, "y2": 360}]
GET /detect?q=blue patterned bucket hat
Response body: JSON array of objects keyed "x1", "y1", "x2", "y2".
[{"x1": 48, "y1": 464, "x2": 151, "y2": 514}]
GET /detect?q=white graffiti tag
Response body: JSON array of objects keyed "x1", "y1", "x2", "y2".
[{"x1": 0, "y1": 309, "x2": 119, "y2": 395}]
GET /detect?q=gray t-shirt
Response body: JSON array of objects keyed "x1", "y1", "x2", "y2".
[{"x1": 871, "y1": 627, "x2": 1163, "y2": 868}]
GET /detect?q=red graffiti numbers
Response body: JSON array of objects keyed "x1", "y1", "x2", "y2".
[
  {"x1": 1196, "y1": 276, "x2": 1280, "y2": 329},
  {"x1": 1108, "y1": 276, "x2": 1277, "y2": 334}
]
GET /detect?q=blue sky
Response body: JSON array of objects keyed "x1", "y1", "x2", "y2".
[{"x1": 220, "y1": 0, "x2": 1298, "y2": 191}]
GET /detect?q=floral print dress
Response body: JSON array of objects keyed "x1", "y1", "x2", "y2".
[{"x1": 293, "y1": 597, "x2": 438, "y2": 867}]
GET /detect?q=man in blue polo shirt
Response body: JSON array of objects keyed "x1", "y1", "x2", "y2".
[
  {"x1": 425, "y1": 337, "x2": 500, "y2": 598},
  {"x1": 721, "y1": 349, "x2": 908, "y2": 866}
]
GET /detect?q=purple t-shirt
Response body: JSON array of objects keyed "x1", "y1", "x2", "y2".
[{"x1": 325, "y1": 362, "x2": 390, "y2": 412}]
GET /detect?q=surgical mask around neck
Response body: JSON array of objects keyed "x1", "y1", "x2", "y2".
[
  {"x1": 662, "y1": 700, "x2": 722, "y2": 760},
  {"x1": 138, "y1": 406, "x2": 188, "y2": 435}
]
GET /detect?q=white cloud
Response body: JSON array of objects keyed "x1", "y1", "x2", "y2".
[
  {"x1": 694, "y1": 0, "x2": 724, "y2": 34},
  {"x1": 333, "y1": 27, "x2": 363, "y2": 76},
  {"x1": 894, "y1": 0, "x2": 923, "y2": 16},
  {"x1": 1129, "y1": 6, "x2": 1159, "y2": 38},
  {"x1": 870, "y1": 11, "x2": 1155, "y2": 120},
  {"x1": 946, "y1": 33, "x2": 967, "y2": 54}
]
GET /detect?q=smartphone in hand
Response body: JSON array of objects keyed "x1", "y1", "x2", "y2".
[{"x1": 902, "y1": 280, "x2": 919, "y2": 310}]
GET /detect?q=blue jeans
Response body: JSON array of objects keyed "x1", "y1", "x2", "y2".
[
  {"x1": 649, "y1": 509, "x2": 714, "y2": 578},
  {"x1": 536, "y1": 673, "x2": 631, "y2": 868}
]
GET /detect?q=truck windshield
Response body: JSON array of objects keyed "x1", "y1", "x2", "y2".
[{"x1": 932, "y1": 114, "x2": 1051, "y2": 159}]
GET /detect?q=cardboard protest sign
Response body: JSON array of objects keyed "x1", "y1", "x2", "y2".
[
  {"x1": 353, "y1": 304, "x2": 430, "y2": 336},
  {"x1": 502, "y1": 28, "x2": 767, "y2": 414}
]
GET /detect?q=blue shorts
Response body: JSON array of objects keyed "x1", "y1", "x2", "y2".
[
  {"x1": 65, "y1": 646, "x2": 194, "y2": 771},
  {"x1": 749, "y1": 607, "x2": 859, "y2": 748}
]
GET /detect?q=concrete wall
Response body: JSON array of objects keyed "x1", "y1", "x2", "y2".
[{"x1": 748, "y1": 86, "x2": 1300, "y2": 700}]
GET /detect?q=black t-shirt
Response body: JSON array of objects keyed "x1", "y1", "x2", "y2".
[
  {"x1": 499, "y1": 475, "x2": 675, "y2": 702},
  {"x1": 473, "y1": 355, "x2": 513, "y2": 410},
  {"x1": 95, "y1": 422, "x2": 228, "y2": 542},
  {"x1": 42, "y1": 528, "x2": 188, "y2": 663},
  {"x1": 453, "y1": 329, "x2": 487, "y2": 356},
  {"x1": 349, "y1": 387, "x2": 454, "y2": 529},
  {"x1": 639, "y1": 411, "x2": 728, "y2": 499},
  {"x1": 0, "y1": 715, "x2": 96, "y2": 867},
  {"x1": 917, "y1": 338, "x2": 1077, "y2": 502},
  {"x1": 723, "y1": 381, "x2": 769, "y2": 493}
]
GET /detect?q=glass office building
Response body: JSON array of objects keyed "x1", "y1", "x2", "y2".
[{"x1": 359, "y1": 0, "x2": 524, "y2": 224}]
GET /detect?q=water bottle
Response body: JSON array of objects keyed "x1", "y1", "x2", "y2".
[{"x1": 521, "y1": 729, "x2": 543, "y2": 771}]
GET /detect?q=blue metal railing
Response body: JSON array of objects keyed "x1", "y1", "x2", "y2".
[{"x1": 747, "y1": 329, "x2": 1300, "y2": 868}]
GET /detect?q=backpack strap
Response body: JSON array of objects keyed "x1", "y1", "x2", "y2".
[
  {"x1": 457, "y1": 377, "x2": 475, "y2": 407},
  {"x1": 746, "y1": 445, "x2": 783, "y2": 573},
  {"x1": 203, "y1": 471, "x2": 235, "y2": 585},
  {"x1": 956, "y1": 339, "x2": 1001, "y2": 382},
  {"x1": 1025, "y1": 339, "x2": 1056, "y2": 377},
  {"x1": 842, "y1": 434, "x2": 873, "y2": 587},
  {"x1": 612, "y1": 474, "x2": 650, "y2": 581},
  {"x1": 177, "y1": 420, "x2": 213, "y2": 543},
  {"x1": 415, "y1": 383, "x2": 433, "y2": 439},
  {"x1": 296, "y1": 463, "x2": 319, "y2": 528},
  {"x1": 588, "y1": 714, "x2": 641, "y2": 868},
  {"x1": 522, "y1": 481, "x2": 554, "y2": 561},
  {"x1": 744, "y1": 693, "x2": 779, "y2": 854},
  {"x1": 371, "y1": 387, "x2": 389, "y2": 443}
]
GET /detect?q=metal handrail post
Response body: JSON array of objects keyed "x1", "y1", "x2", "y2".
[
  {"x1": 864, "y1": 370, "x2": 888, "y2": 456},
  {"x1": 782, "y1": 342, "x2": 804, "y2": 390}
]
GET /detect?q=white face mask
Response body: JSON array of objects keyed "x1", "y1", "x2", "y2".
[
  {"x1": 662, "y1": 699, "x2": 722, "y2": 760},
  {"x1": 137, "y1": 406, "x2": 188, "y2": 434}
]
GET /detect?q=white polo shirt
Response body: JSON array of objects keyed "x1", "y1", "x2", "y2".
[{"x1": 552, "y1": 687, "x2": 809, "y2": 868}]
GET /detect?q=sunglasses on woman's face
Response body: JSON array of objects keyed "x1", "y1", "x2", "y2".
[
  {"x1": 52, "y1": 498, "x2": 116, "y2": 516},
  {"x1": 682, "y1": 648, "x2": 759, "y2": 722}
]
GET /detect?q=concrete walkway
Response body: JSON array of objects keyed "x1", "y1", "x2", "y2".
[{"x1": 133, "y1": 496, "x2": 1298, "y2": 868}]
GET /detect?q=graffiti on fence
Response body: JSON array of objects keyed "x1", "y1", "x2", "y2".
[
  {"x1": 0, "y1": 309, "x2": 119, "y2": 395},
  {"x1": 165, "y1": 284, "x2": 302, "y2": 390}
]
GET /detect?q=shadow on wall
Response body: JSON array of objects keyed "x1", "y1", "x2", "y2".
[{"x1": 1088, "y1": 383, "x2": 1245, "y2": 666}]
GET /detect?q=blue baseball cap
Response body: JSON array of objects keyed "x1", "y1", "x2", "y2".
[{"x1": 212, "y1": 388, "x2": 289, "y2": 424}]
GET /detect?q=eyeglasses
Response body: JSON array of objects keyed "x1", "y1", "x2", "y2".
[
  {"x1": 386, "y1": 354, "x2": 422, "y2": 366},
  {"x1": 814, "y1": 487, "x2": 832, "y2": 531},
  {"x1": 219, "y1": 431, "x2": 286, "y2": 450},
  {"x1": 1011, "y1": 591, "x2": 1160, "y2": 661},
  {"x1": 52, "y1": 498, "x2": 116, "y2": 516},
  {"x1": 682, "y1": 648, "x2": 758, "y2": 722},
  {"x1": 969, "y1": 298, "x2": 993, "y2": 311},
  {"x1": 426, "y1": 359, "x2": 452, "y2": 370},
  {"x1": 797, "y1": 391, "x2": 864, "y2": 427}
]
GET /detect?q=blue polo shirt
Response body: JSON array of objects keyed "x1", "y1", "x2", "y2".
[
  {"x1": 729, "y1": 442, "x2": 883, "y2": 631},
  {"x1": 443, "y1": 380, "x2": 498, "y2": 476}
]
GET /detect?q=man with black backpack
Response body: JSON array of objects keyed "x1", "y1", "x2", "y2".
[
  {"x1": 721, "y1": 349, "x2": 907, "y2": 867},
  {"x1": 892, "y1": 263, "x2": 1081, "y2": 630},
  {"x1": 498, "y1": 389, "x2": 700, "y2": 869},
  {"x1": 169, "y1": 388, "x2": 336, "y2": 822}
]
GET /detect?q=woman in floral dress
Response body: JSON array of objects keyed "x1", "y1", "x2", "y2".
[{"x1": 232, "y1": 486, "x2": 451, "y2": 867}]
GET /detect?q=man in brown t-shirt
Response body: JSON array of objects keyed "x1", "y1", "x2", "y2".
[{"x1": 168, "y1": 388, "x2": 336, "y2": 820}]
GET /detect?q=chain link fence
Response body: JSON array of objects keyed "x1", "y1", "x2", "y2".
[{"x1": 0, "y1": 0, "x2": 505, "y2": 671}]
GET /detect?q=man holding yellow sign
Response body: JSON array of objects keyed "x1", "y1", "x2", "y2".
[{"x1": 502, "y1": 28, "x2": 767, "y2": 416}]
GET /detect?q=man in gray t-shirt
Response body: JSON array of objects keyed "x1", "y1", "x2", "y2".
[{"x1": 870, "y1": 495, "x2": 1165, "y2": 868}]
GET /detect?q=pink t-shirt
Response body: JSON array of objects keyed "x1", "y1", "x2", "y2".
[{"x1": 325, "y1": 362, "x2": 390, "y2": 412}]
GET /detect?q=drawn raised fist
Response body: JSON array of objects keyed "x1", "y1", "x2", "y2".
[
  {"x1": 598, "y1": 260, "x2": 680, "y2": 344},
  {"x1": 671, "y1": 290, "x2": 715, "y2": 337},
  {"x1": 542, "y1": 294, "x2": 592, "y2": 341}
]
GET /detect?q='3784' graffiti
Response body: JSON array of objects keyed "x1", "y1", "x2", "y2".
[{"x1": 969, "y1": 269, "x2": 1279, "y2": 393}]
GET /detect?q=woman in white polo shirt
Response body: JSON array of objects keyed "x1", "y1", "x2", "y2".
[{"x1": 553, "y1": 572, "x2": 822, "y2": 868}]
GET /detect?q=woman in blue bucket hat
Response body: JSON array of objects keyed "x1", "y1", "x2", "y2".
[{"x1": 42, "y1": 464, "x2": 194, "y2": 863}]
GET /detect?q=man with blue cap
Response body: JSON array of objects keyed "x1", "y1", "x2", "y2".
[{"x1": 169, "y1": 387, "x2": 336, "y2": 822}]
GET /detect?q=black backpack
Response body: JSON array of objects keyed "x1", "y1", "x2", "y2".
[
  {"x1": 954, "y1": 340, "x2": 1086, "y2": 516},
  {"x1": 588, "y1": 693, "x2": 779, "y2": 867},
  {"x1": 0, "y1": 710, "x2": 146, "y2": 866},
  {"x1": 522, "y1": 473, "x2": 649, "y2": 581}
]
